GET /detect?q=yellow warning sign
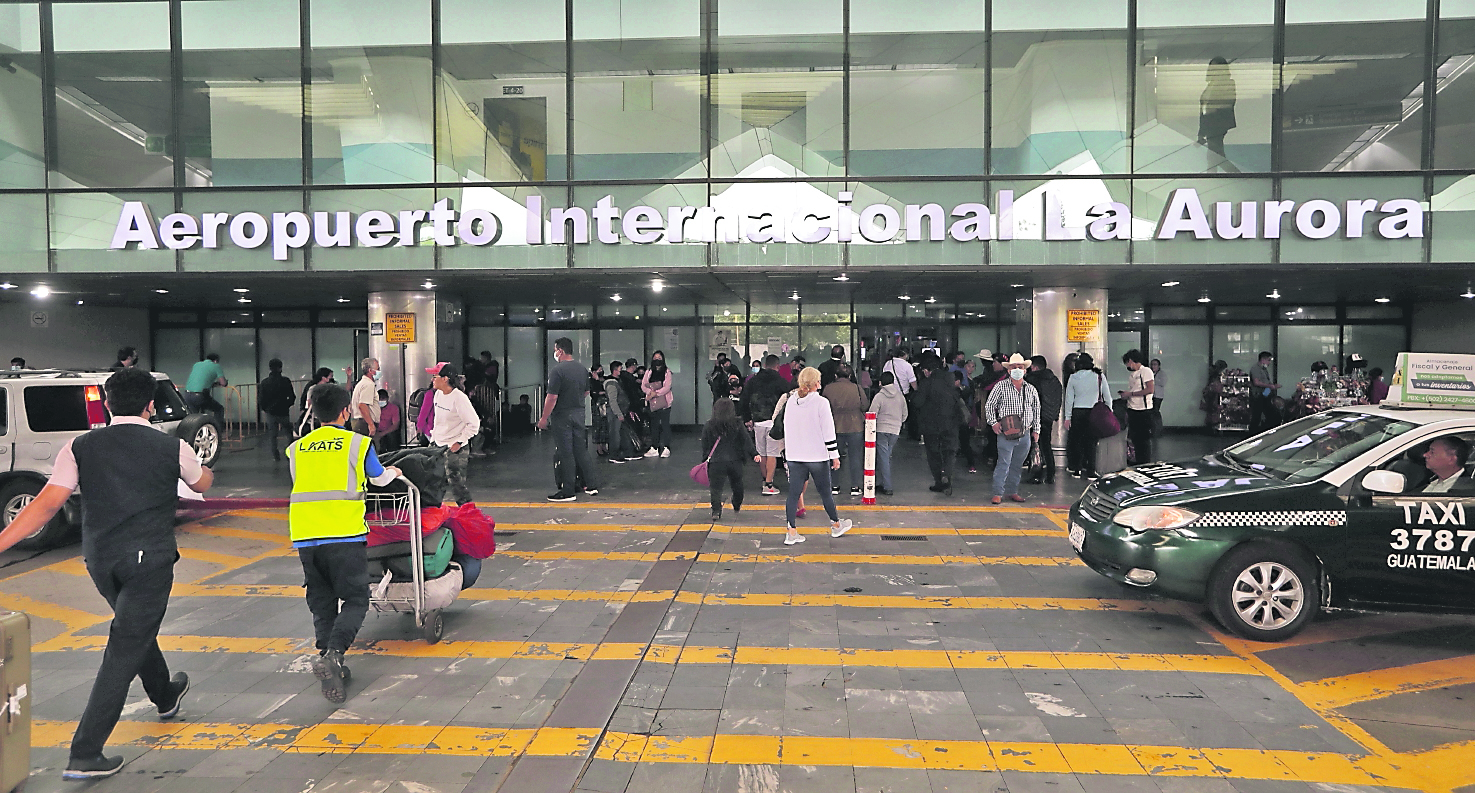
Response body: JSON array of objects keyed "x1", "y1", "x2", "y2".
[
  {"x1": 1066, "y1": 309, "x2": 1101, "y2": 343},
  {"x1": 385, "y1": 313, "x2": 416, "y2": 344}
]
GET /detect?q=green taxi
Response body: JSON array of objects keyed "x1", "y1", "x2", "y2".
[{"x1": 1069, "y1": 405, "x2": 1475, "y2": 641}]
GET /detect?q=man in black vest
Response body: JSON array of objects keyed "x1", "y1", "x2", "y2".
[{"x1": 0, "y1": 369, "x2": 213, "y2": 779}]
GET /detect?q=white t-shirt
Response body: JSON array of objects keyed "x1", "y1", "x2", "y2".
[
  {"x1": 882, "y1": 358, "x2": 917, "y2": 394},
  {"x1": 1127, "y1": 366, "x2": 1155, "y2": 411},
  {"x1": 430, "y1": 388, "x2": 480, "y2": 447}
]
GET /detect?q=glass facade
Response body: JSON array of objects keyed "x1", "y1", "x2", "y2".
[{"x1": 0, "y1": 0, "x2": 1467, "y2": 272}]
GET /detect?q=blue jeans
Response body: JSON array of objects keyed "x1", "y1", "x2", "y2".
[
  {"x1": 992, "y1": 434, "x2": 1032, "y2": 498},
  {"x1": 874, "y1": 432, "x2": 898, "y2": 491},
  {"x1": 452, "y1": 553, "x2": 481, "y2": 588},
  {"x1": 836, "y1": 432, "x2": 864, "y2": 490},
  {"x1": 786, "y1": 461, "x2": 839, "y2": 528}
]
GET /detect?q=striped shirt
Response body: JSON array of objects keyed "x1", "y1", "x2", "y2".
[{"x1": 984, "y1": 380, "x2": 1042, "y2": 435}]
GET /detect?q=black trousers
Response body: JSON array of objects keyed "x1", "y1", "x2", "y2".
[
  {"x1": 958, "y1": 425, "x2": 977, "y2": 467},
  {"x1": 552, "y1": 411, "x2": 600, "y2": 495},
  {"x1": 265, "y1": 413, "x2": 293, "y2": 457},
  {"x1": 923, "y1": 431, "x2": 959, "y2": 486},
  {"x1": 73, "y1": 552, "x2": 176, "y2": 760},
  {"x1": 1126, "y1": 408, "x2": 1154, "y2": 464},
  {"x1": 709, "y1": 460, "x2": 745, "y2": 511},
  {"x1": 298, "y1": 540, "x2": 370, "y2": 655},
  {"x1": 1030, "y1": 419, "x2": 1056, "y2": 479},
  {"x1": 1067, "y1": 407, "x2": 1100, "y2": 475},
  {"x1": 1250, "y1": 396, "x2": 1279, "y2": 433}
]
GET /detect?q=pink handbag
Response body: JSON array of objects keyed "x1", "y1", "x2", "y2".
[{"x1": 689, "y1": 438, "x2": 722, "y2": 486}]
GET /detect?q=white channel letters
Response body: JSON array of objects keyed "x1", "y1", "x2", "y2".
[{"x1": 1387, "y1": 499, "x2": 1475, "y2": 571}]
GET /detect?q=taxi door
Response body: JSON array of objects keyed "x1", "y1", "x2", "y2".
[{"x1": 1342, "y1": 453, "x2": 1475, "y2": 612}]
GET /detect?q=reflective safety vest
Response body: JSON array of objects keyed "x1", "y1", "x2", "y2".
[{"x1": 287, "y1": 425, "x2": 371, "y2": 543}]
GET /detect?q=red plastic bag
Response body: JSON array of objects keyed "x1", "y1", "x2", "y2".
[
  {"x1": 367, "y1": 505, "x2": 450, "y2": 546},
  {"x1": 443, "y1": 502, "x2": 496, "y2": 559}
]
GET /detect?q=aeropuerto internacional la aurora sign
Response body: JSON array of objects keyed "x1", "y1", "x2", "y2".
[{"x1": 108, "y1": 188, "x2": 1426, "y2": 261}]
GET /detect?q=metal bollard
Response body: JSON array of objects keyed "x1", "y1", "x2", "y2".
[{"x1": 863, "y1": 411, "x2": 877, "y2": 505}]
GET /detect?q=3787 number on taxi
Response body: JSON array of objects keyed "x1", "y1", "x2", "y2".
[{"x1": 1387, "y1": 501, "x2": 1475, "y2": 570}]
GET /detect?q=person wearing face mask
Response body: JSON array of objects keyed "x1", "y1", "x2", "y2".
[
  {"x1": 984, "y1": 354, "x2": 1042, "y2": 505},
  {"x1": 537, "y1": 338, "x2": 601, "y2": 501},
  {"x1": 258, "y1": 358, "x2": 297, "y2": 461},
  {"x1": 9, "y1": 357, "x2": 24, "y2": 370},
  {"x1": 374, "y1": 389, "x2": 401, "y2": 451},
  {"x1": 642, "y1": 350, "x2": 675, "y2": 457},
  {"x1": 350, "y1": 357, "x2": 382, "y2": 442}
]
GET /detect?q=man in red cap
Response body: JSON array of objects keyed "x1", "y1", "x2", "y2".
[{"x1": 425, "y1": 362, "x2": 481, "y2": 504}]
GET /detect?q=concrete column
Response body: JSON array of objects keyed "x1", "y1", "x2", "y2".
[
  {"x1": 368, "y1": 292, "x2": 463, "y2": 435},
  {"x1": 1032, "y1": 287, "x2": 1108, "y2": 466}
]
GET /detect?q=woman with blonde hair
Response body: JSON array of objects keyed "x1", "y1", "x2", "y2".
[{"x1": 777, "y1": 367, "x2": 852, "y2": 545}]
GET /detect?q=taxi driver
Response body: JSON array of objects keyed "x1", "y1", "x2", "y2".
[{"x1": 1423, "y1": 437, "x2": 1471, "y2": 494}]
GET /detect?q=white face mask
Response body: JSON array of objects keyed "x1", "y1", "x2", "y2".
[
  {"x1": 378, "y1": 400, "x2": 387, "y2": 408},
  {"x1": 1009, "y1": 368, "x2": 1026, "y2": 381}
]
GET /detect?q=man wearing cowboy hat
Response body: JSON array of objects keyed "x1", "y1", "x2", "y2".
[{"x1": 983, "y1": 354, "x2": 1041, "y2": 505}]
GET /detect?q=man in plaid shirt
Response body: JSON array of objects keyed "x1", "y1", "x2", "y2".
[{"x1": 984, "y1": 354, "x2": 1041, "y2": 505}]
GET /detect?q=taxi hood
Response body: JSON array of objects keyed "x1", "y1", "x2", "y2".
[{"x1": 1091, "y1": 456, "x2": 1288, "y2": 508}]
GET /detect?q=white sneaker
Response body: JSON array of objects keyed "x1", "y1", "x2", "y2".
[
  {"x1": 643, "y1": 448, "x2": 659, "y2": 458},
  {"x1": 830, "y1": 519, "x2": 853, "y2": 538},
  {"x1": 783, "y1": 532, "x2": 806, "y2": 546},
  {"x1": 660, "y1": 448, "x2": 671, "y2": 458},
  {"x1": 761, "y1": 484, "x2": 779, "y2": 496}
]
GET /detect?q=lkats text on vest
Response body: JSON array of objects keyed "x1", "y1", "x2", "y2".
[{"x1": 109, "y1": 188, "x2": 1425, "y2": 261}]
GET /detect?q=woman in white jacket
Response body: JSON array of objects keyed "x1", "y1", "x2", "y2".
[{"x1": 779, "y1": 367, "x2": 852, "y2": 545}]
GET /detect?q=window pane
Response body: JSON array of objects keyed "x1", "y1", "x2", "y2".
[
  {"x1": 0, "y1": 3, "x2": 44, "y2": 188},
  {"x1": 1277, "y1": 324, "x2": 1339, "y2": 387},
  {"x1": 1150, "y1": 305, "x2": 1206, "y2": 321},
  {"x1": 712, "y1": 0, "x2": 843, "y2": 178},
  {"x1": 846, "y1": 180, "x2": 987, "y2": 268},
  {"x1": 571, "y1": 183, "x2": 708, "y2": 268},
  {"x1": 1132, "y1": 177, "x2": 1273, "y2": 265},
  {"x1": 24, "y1": 385, "x2": 90, "y2": 432},
  {"x1": 439, "y1": 183, "x2": 569, "y2": 270},
  {"x1": 181, "y1": 190, "x2": 307, "y2": 272},
  {"x1": 307, "y1": 187, "x2": 435, "y2": 270},
  {"x1": 181, "y1": 0, "x2": 302, "y2": 186},
  {"x1": 989, "y1": 178, "x2": 1130, "y2": 265},
  {"x1": 1436, "y1": 1, "x2": 1475, "y2": 168},
  {"x1": 1278, "y1": 176, "x2": 1422, "y2": 263},
  {"x1": 1346, "y1": 305, "x2": 1403, "y2": 319},
  {"x1": 440, "y1": 0, "x2": 567, "y2": 181},
  {"x1": 309, "y1": 0, "x2": 432, "y2": 184},
  {"x1": 154, "y1": 327, "x2": 200, "y2": 385},
  {"x1": 51, "y1": 2, "x2": 173, "y2": 188},
  {"x1": 52, "y1": 191, "x2": 175, "y2": 272},
  {"x1": 991, "y1": 0, "x2": 1128, "y2": 174},
  {"x1": 572, "y1": 0, "x2": 701, "y2": 180},
  {"x1": 1135, "y1": 0, "x2": 1273, "y2": 174},
  {"x1": 710, "y1": 181, "x2": 843, "y2": 267},
  {"x1": 849, "y1": 0, "x2": 984, "y2": 176},
  {"x1": 1212, "y1": 324, "x2": 1272, "y2": 375},
  {"x1": 1342, "y1": 324, "x2": 1405, "y2": 378},
  {"x1": 1432, "y1": 174, "x2": 1475, "y2": 262},
  {"x1": 1281, "y1": 1, "x2": 1427, "y2": 172},
  {"x1": 0, "y1": 193, "x2": 47, "y2": 272}
]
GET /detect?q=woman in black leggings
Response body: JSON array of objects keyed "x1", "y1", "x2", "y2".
[{"x1": 1062, "y1": 352, "x2": 1111, "y2": 478}]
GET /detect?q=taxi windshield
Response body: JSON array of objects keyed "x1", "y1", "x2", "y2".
[{"x1": 1222, "y1": 412, "x2": 1418, "y2": 483}]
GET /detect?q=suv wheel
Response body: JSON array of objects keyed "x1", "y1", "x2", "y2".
[
  {"x1": 177, "y1": 415, "x2": 222, "y2": 468},
  {"x1": 0, "y1": 480, "x2": 74, "y2": 549},
  {"x1": 1208, "y1": 544, "x2": 1320, "y2": 642}
]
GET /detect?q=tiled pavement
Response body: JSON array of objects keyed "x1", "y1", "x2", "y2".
[{"x1": 2, "y1": 433, "x2": 1474, "y2": 793}]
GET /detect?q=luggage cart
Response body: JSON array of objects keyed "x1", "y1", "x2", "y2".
[{"x1": 365, "y1": 477, "x2": 462, "y2": 643}]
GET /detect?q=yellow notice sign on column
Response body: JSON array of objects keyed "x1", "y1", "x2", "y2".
[
  {"x1": 385, "y1": 313, "x2": 416, "y2": 343},
  {"x1": 1066, "y1": 309, "x2": 1101, "y2": 343}
]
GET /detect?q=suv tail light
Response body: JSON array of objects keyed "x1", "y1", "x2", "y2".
[{"x1": 84, "y1": 385, "x2": 107, "y2": 429}]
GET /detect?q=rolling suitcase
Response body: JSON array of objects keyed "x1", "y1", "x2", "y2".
[{"x1": 0, "y1": 611, "x2": 29, "y2": 793}]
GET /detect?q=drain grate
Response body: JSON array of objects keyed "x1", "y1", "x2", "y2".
[{"x1": 879, "y1": 535, "x2": 928, "y2": 541}]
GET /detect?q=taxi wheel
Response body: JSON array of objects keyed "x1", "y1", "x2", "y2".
[{"x1": 1208, "y1": 544, "x2": 1319, "y2": 642}]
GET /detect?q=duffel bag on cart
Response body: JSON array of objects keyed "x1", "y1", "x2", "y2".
[{"x1": 366, "y1": 526, "x2": 454, "y2": 581}]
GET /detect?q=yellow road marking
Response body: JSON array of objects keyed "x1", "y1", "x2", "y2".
[
  {"x1": 1406, "y1": 740, "x2": 1475, "y2": 792},
  {"x1": 701, "y1": 552, "x2": 1081, "y2": 566},
  {"x1": 711, "y1": 526, "x2": 1066, "y2": 537},
  {"x1": 25, "y1": 720, "x2": 1424, "y2": 786},
  {"x1": 0, "y1": 592, "x2": 109, "y2": 633},
  {"x1": 482, "y1": 502, "x2": 1067, "y2": 514},
  {"x1": 177, "y1": 547, "x2": 255, "y2": 567},
  {"x1": 499, "y1": 523, "x2": 682, "y2": 532},
  {"x1": 1243, "y1": 612, "x2": 1465, "y2": 650},
  {"x1": 183, "y1": 524, "x2": 290, "y2": 544},
  {"x1": 1298, "y1": 654, "x2": 1475, "y2": 709}
]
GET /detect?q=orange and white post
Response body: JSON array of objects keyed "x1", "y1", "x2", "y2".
[{"x1": 863, "y1": 411, "x2": 877, "y2": 505}]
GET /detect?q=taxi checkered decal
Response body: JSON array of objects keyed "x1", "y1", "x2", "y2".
[{"x1": 1191, "y1": 510, "x2": 1347, "y2": 528}]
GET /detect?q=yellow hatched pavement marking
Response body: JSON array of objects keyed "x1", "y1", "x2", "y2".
[
  {"x1": 26, "y1": 720, "x2": 1426, "y2": 786},
  {"x1": 701, "y1": 552, "x2": 1081, "y2": 566},
  {"x1": 482, "y1": 502, "x2": 1068, "y2": 515},
  {"x1": 0, "y1": 592, "x2": 109, "y2": 633},
  {"x1": 1297, "y1": 654, "x2": 1475, "y2": 709},
  {"x1": 709, "y1": 525, "x2": 1066, "y2": 537},
  {"x1": 183, "y1": 524, "x2": 290, "y2": 543}
]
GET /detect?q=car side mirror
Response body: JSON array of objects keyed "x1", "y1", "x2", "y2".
[{"x1": 1363, "y1": 470, "x2": 1407, "y2": 495}]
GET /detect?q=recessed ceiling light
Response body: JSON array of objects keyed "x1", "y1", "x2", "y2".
[
  {"x1": 662, "y1": 307, "x2": 668, "y2": 311},
  {"x1": 238, "y1": 297, "x2": 252, "y2": 303},
  {"x1": 723, "y1": 309, "x2": 730, "y2": 316},
  {"x1": 76, "y1": 300, "x2": 84, "y2": 305},
  {"x1": 1266, "y1": 289, "x2": 1281, "y2": 299},
  {"x1": 650, "y1": 278, "x2": 664, "y2": 293},
  {"x1": 790, "y1": 293, "x2": 801, "y2": 301},
  {"x1": 422, "y1": 281, "x2": 435, "y2": 289},
  {"x1": 1010, "y1": 283, "x2": 1024, "y2": 288},
  {"x1": 0, "y1": 282, "x2": 14, "y2": 290},
  {"x1": 897, "y1": 294, "x2": 911, "y2": 300},
  {"x1": 925, "y1": 297, "x2": 938, "y2": 304},
  {"x1": 1197, "y1": 294, "x2": 1212, "y2": 303},
  {"x1": 30, "y1": 285, "x2": 49, "y2": 298},
  {"x1": 233, "y1": 288, "x2": 249, "y2": 293},
  {"x1": 1374, "y1": 297, "x2": 1391, "y2": 303},
  {"x1": 1161, "y1": 281, "x2": 1181, "y2": 287},
  {"x1": 1462, "y1": 287, "x2": 1475, "y2": 299},
  {"x1": 336, "y1": 297, "x2": 350, "y2": 303},
  {"x1": 832, "y1": 273, "x2": 849, "y2": 282},
  {"x1": 155, "y1": 289, "x2": 169, "y2": 294},
  {"x1": 610, "y1": 293, "x2": 622, "y2": 302}
]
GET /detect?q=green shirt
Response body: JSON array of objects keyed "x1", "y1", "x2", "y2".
[{"x1": 186, "y1": 360, "x2": 225, "y2": 392}]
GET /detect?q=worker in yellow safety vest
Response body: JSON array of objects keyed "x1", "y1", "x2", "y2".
[{"x1": 288, "y1": 383, "x2": 400, "y2": 704}]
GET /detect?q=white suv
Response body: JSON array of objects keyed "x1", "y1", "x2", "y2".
[{"x1": 0, "y1": 369, "x2": 223, "y2": 549}]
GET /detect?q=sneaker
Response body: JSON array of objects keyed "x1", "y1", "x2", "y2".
[
  {"x1": 710, "y1": 509, "x2": 722, "y2": 521},
  {"x1": 312, "y1": 650, "x2": 347, "y2": 704},
  {"x1": 583, "y1": 488, "x2": 599, "y2": 496},
  {"x1": 63, "y1": 755, "x2": 125, "y2": 780},
  {"x1": 830, "y1": 487, "x2": 839, "y2": 496},
  {"x1": 830, "y1": 519, "x2": 853, "y2": 538},
  {"x1": 850, "y1": 487, "x2": 861, "y2": 497},
  {"x1": 1009, "y1": 494, "x2": 1027, "y2": 503},
  {"x1": 879, "y1": 488, "x2": 894, "y2": 496},
  {"x1": 783, "y1": 532, "x2": 806, "y2": 546},
  {"x1": 644, "y1": 448, "x2": 659, "y2": 458},
  {"x1": 928, "y1": 483, "x2": 945, "y2": 493},
  {"x1": 546, "y1": 492, "x2": 577, "y2": 502},
  {"x1": 660, "y1": 448, "x2": 671, "y2": 458},
  {"x1": 968, "y1": 467, "x2": 978, "y2": 474},
  {"x1": 796, "y1": 507, "x2": 807, "y2": 518},
  {"x1": 943, "y1": 480, "x2": 953, "y2": 496},
  {"x1": 157, "y1": 671, "x2": 189, "y2": 719},
  {"x1": 762, "y1": 483, "x2": 779, "y2": 496},
  {"x1": 732, "y1": 504, "x2": 741, "y2": 513},
  {"x1": 608, "y1": 457, "x2": 627, "y2": 464}
]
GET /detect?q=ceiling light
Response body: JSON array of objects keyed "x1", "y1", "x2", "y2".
[
  {"x1": 925, "y1": 297, "x2": 937, "y2": 304},
  {"x1": 30, "y1": 285, "x2": 49, "y2": 298},
  {"x1": 336, "y1": 297, "x2": 349, "y2": 303},
  {"x1": 1374, "y1": 297, "x2": 1391, "y2": 303},
  {"x1": 238, "y1": 297, "x2": 252, "y2": 304},
  {"x1": 1010, "y1": 283, "x2": 1024, "y2": 288},
  {"x1": 1266, "y1": 288, "x2": 1281, "y2": 299},
  {"x1": 897, "y1": 294, "x2": 911, "y2": 301},
  {"x1": 723, "y1": 309, "x2": 730, "y2": 316},
  {"x1": 832, "y1": 273, "x2": 849, "y2": 282},
  {"x1": 1197, "y1": 293, "x2": 1211, "y2": 303},
  {"x1": 422, "y1": 281, "x2": 435, "y2": 289},
  {"x1": 1161, "y1": 281, "x2": 1181, "y2": 288},
  {"x1": 662, "y1": 307, "x2": 668, "y2": 311},
  {"x1": 1462, "y1": 287, "x2": 1475, "y2": 299},
  {"x1": 610, "y1": 293, "x2": 622, "y2": 302},
  {"x1": 789, "y1": 292, "x2": 801, "y2": 301},
  {"x1": 0, "y1": 282, "x2": 14, "y2": 290},
  {"x1": 650, "y1": 278, "x2": 664, "y2": 293},
  {"x1": 75, "y1": 300, "x2": 83, "y2": 305},
  {"x1": 964, "y1": 312, "x2": 974, "y2": 316},
  {"x1": 233, "y1": 288, "x2": 249, "y2": 293}
]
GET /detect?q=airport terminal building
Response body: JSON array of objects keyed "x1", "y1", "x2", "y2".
[{"x1": 2, "y1": 0, "x2": 1474, "y2": 427}]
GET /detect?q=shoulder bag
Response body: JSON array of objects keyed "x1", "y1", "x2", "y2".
[
  {"x1": 1089, "y1": 373, "x2": 1122, "y2": 439},
  {"x1": 768, "y1": 391, "x2": 794, "y2": 440},
  {"x1": 689, "y1": 438, "x2": 722, "y2": 486}
]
